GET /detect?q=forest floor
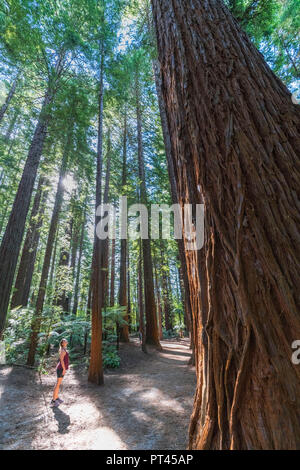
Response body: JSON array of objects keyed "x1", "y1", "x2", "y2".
[{"x1": 0, "y1": 338, "x2": 196, "y2": 450}]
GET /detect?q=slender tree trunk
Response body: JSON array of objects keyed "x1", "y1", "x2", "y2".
[
  {"x1": 135, "y1": 69, "x2": 161, "y2": 350},
  {"x1": 0, "y1": 88, "x2": 53, "y2": 338},
  {"x1": 152, "y1": 0, "x2": 300, "y2": 450},
  {"x1": 138, "y1": 238, "x2": 147, "y2": 354},
  {"x1": 154, "y1": 263, "x2": 163, "y2": 340},
  {"x1": 72, "y1": 206, "x2": 87, "y2": 316},
  {"x1": 119, "y1": 112, "x2": 129, "y2": 342},
  {"x1": 84, "y1": 283, "x2": 92, "y2": 355},
  {"x1": 110, "y1": 238, "x2": 115, "y2": 307},
  {"x1": 54, "y1": 217, "x2": 72, "y2": 313},
  {"x1": 4, "y1": 107, "x2": 19, "y2": 141},
  {"x1": 68, "y1": 212, "x2": 79, "y2": 312},
  {"x1": 0, "y1": 71, "x2": 20, "y2": 124},
  {"x1": 27, "y1": 137, "x2": 70, "y2": 365},
  {"x1": 127, "y1": 247, "x2": 132, "y2": 333},
  {"x1": 10, "y1": 176, "x2": 48, "y2": 309},
  {"x1": 48, "y1": 226, "x2": 59, "y2": 303}
]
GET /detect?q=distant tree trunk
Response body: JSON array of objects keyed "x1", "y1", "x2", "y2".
[
  {"x1": 119, "y1": 112, "x2": 129, "y2": 342},
  {"x1": 138, "y1": 238, "x2": 147, "y2": 354},
  {"x1": 55, "y1": 218, "x2": 72, "y2": 313},
  {"x1": 10, "y1": 176, "x2": 48, "y2": 309},
  {"x1": 72, "y1": 206, "x2": 87, "y2": 316},
  {"x1": 27, "y1": 136, "x2": 70, "y2": 365},
  {"x1": 154, "y1": 263, "x2": 163, "y2": 340},
  {"x1": 68, "y1": 211, "x2": 79, "y2": 312},
  {"x1": 152, "y1": 0, "x2": 300, "y2": 450},
  {"x1": 159, "y1": 244, "x2": 172, "y2": 332},
  {"x1": 0, "y1": 71, "x2": 20, "y2": 124},
  {"x1": 84, "y1": 283, "x2": 92, "y2": 355},
  {"x1": 110, "y1": 238, "x2": 115, "y2": 307},
  {"x1": 48, "y1": 226, "x2": 59, "y2": 300},
  {"x1": 4, "y1": 107, "x2": 19, "y2": 142},
  {"x1": 127, "y1": 248, "x2": 132, "y2": 333},
  {"x1": 0, "y1": 88, "x2": 54, "y2": 338},
  {"x1": 135, "y1": 68, "x2": 161, "y2": 350}
]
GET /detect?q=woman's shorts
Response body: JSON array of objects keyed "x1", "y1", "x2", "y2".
[{"x1": 56, "y1": 368, "x2": 64, "y2": 378}]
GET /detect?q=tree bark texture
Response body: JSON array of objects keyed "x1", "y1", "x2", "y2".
[{"x1": 152, "y1": 0, "x2": 300, "y2": 450}]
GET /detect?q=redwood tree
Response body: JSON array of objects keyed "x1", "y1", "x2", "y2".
[{"x1": 152, "y1": 0, "x2": 300, "y2": 450}]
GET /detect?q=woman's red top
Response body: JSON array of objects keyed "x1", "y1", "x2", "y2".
[{"x1": 56, "y1": 349, "x2": 69, "y2": 370}]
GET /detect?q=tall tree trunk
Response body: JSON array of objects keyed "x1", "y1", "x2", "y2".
[
  {"x1": 0, "y1": 88, "x2": 53, "y2": 338},
  {"x1": 0, "y1": 71, "x2": 20, "y2": 124},
  {"x1": 119, "y1": 112, "x2": 129, "y2": 342},
  {"x1": 135, "y1": 69, "x2": 161, "y2": 350},
  {"x1": 152, "y1": 0, "x2": 300, "y2": 450},
  {"x1": 88, "y1": 44, "x2": 106, "y2": 384},
  {"x1": 27, "y1": 134, "x2": 70, "y2": 365},
  {"x1": 10, "y1": 176, "x2": 48, "y2": 309}
]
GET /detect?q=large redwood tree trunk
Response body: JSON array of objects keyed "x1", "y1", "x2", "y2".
[{"x1": 152, "y1": 0, "x2": 300, "y2": 450}]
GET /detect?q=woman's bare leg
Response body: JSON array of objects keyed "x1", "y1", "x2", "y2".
[{"x1": 53, "y1": 377, "x2": 63, "y2": 400}]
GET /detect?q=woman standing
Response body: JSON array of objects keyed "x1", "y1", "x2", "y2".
[{"x1": 51, "y1": 338, "x2": 69, "y2": 407}]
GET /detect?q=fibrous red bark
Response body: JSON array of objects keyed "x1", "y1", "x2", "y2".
[{"x1": 152, "y1": 0, "x2": 300, "y2": 450}]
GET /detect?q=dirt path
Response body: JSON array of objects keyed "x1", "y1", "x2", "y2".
[{"x1": 0, "y1": 338, "x2": 196, "y2": 450}]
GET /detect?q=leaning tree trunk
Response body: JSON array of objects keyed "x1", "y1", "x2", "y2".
[
  {"x1": 119, "y1": 112, "x2": 129, "y2": 342},
  {"x1": 27, "y1": 140, "x2": 69, "y2": 365},
  {"x1": 10, "y1": 176, "x2": 48, "y2": 309},
  {"x1": 0, "y1": 88, "x2": 53, "y2": 338},
  {"x1": 135, "y1": 69, "x2": 162, "y2": 350},
  {"x1": 152, "y1": 0, "x2": 300, "y2": 450}
]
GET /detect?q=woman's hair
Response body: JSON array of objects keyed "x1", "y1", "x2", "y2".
[{"x1": 59, "y1": 338, "x2": 67, "y2": 354}]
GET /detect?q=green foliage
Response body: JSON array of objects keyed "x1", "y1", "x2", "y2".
[{"x1": 103, "y1": 343, "x2": 121, "y2": 368}]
